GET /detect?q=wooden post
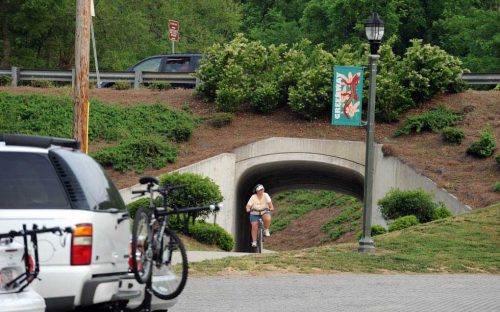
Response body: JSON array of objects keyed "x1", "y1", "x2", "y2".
[
  {"x1": 134, "y1": 70, "x2": 142, "y2": 89},
  {"x1": 73, "y1": 0, "x2": 91, "y2": 153}
]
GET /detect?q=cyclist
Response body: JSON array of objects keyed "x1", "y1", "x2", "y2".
[{"x1": 245, "y1": 184, "x2": 274, "y2": 247}]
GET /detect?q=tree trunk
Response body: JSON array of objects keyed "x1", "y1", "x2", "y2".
[{"x1": 1, "y1": 9, "x2": 11, "y2": 68}]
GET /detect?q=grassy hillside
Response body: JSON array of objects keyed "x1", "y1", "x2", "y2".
[{"x1": 189, "y1": 203, "x2": 500, "y2": 276}]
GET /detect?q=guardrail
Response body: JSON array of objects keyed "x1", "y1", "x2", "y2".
[
  {"x1": 460, "y1": 73, "x2": 500, "y2": 85},
  {"x1": 1, "y1": 67, "x2": 498, "y2": 87},
  {"x1": 0, "y1": 67, "x2": 199, "y2": 89}
]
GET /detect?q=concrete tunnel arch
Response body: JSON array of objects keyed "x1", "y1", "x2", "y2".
[{"x1": 235, "y1": 160, "x2": 364, "y2": 252}]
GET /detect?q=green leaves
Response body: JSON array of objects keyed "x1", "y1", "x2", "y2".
[{"x1": 394, "y1": 106, "x2": 462, "y2": 136}]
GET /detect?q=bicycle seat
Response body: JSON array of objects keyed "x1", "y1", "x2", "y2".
[{"x1": 139, "y1": 176, "x2": 159, "y2": 185}]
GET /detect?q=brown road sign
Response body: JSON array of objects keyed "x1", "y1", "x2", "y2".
[
  {"x1": 168, "y1": 20, "x2": 180, "y2": 31},
  {"x1": 169, "y1": 30, "x2": 180, "y2": 42}
]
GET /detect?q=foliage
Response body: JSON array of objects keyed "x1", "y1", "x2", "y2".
[
  {"x1": 374, "y1": 39, "x2": 413, "y2": 122},
  {"x1": 400, "y1": 40, "x2": 465, "y2": 104},
  {"x1": 189, "y1": 221, "x2": 234, "y2": 251},
  {"x1": 91, "y1": 136, "x2": 178, "y2": 173},
  {"x1": 158, "y1": 172, "x2": 223, "y2": 222},
  {"x1": 271, "y1": 189, "x2": 361, "y2": 234},
  {"x1": 432, "y1": 205, "x2": 453, "y2": 221},
  {"x1": 126, "y1": 198, "x2": 158, "y2": 221},
  {"x1": 321, "y1": 206, "x2": 362, "y2": 242},
  {"x1": 371, "y1": 225, "x2": 388, "y2": 236},
  {"x1": 28, "y1": 80, "x2": 54, "y2": 88},
  {"x1": 113, "y1": 81, "x2": 132, "y2": 90},
  {"x1": 442, "y1": 127, "x2": 465, "y2": 144},
  {"x1": 493, "y1": 182, "x2": 500, "y2": 193},
  {"x1": 388, "y1": 215, "x2": 419, "y2": 232},
  {"x1": 378, "y1": 188, "x2": 441, "y2": 223},
  {"x1": 147, "y1": 81, "x2": 171, "y2": 91},
  {"x1": 394, "y1": 106, "x2": 462, "y2": 136},
  {"x1": 0, "y1": 93, "x2": 196, "y2": 143},
  {"x1": 1, "y1": 0, "x2": 242, "y2": 70},
  {"x1": 0, "y1": 76, "x2": 12, "y2": 86},
  {"x1": 210, "y1": 112, "x2": 234, "y2": 128},
  {"x1": 466, "y1": 128, "x2": 496, "y2": 158},
  {"x1": 496, "y1": 154, "x2": 500, "y2": 165}
]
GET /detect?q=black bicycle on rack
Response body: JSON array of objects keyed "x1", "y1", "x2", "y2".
[{"x1": 130, "y1": 176, "x2": 222, "y2": 301}]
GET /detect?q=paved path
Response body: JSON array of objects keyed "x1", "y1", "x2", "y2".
[{"x1": 170, "y1": 274, "x2": 500, "y2": 312}]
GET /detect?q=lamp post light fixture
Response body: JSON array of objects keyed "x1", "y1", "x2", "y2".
[{"x1": 359, "y1": 12, "x2": 384, "y2": 253}]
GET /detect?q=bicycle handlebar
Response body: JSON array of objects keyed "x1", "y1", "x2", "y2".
[
  {"x1": 0, "y1": 225, "x2": 72, "y2": 240},
  {"x1": 131, "y1": 183, "x2": 186, "y2": 196},
  {"x1": 161, "y1": 203, "x2": 223, "y2": 216}
]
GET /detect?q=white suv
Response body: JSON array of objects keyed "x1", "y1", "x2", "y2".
[{"x1": 0, "y1": 134, "x2": 137, "y2": 311}]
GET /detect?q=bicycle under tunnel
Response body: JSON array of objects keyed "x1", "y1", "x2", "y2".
[{"x1": 234, "y1": 160, "x2": 364, "y2": 252}]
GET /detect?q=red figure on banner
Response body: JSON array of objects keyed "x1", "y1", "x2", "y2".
[{"x1": 340, "y1": 73, "x2": 360, "y2": 119}]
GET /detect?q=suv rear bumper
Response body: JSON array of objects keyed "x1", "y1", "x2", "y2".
[{"x1": 33, "y1": 266, "x2": 129, "y2": 311}]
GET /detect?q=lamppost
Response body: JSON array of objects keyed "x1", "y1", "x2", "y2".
[{"x1": 358, "y1": 12, "x2": 384, "y2": 253}]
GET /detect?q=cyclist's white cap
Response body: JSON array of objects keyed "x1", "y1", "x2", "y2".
[{"x1": 255, "y1": 184, "x2": 264, "y2": 191}]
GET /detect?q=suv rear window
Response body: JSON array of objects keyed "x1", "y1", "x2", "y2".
[{"x1": 0, "y1": 153, "x2": 70, "y2": 209}]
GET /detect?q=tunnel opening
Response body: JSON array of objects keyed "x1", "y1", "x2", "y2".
[{"x1": 235, "y1": 160, "x2": 364, "y2": 252}]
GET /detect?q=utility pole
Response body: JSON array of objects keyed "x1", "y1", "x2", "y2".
[{"x1": 73, "y1": 0, "x2": 91, "y2": 153}]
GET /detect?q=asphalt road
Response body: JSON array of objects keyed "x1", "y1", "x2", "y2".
[{"x1": 170, "y1": 274, "x2": 500, "y2": 312}]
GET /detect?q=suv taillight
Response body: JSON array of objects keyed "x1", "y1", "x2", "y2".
[{"x1": 71, "y1": 224, "x2": 92, "y2": 265}]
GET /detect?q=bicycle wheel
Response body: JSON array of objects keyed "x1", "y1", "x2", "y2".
[
  {"x1": 131, "y1": 208, "x2": 153, "y2": 284},
  {"x1": 151, "y1": 228, "x2": 188, "y2": 300},
  {"x1": 257, "y1": 224, "x2": 263, "y2": 254}
]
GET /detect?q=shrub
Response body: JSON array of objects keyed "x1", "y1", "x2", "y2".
[
  {"x1": 467, "y1": 128, "x2": 496, "y2": 158},
  {"x1": 493, "y1": 182, "x2": 500, "y2": 193},
  {"x1": 189, "y1": 221, "x2": 234, "y2": 251},
  {"x1": 371, "y1": 224, "x2": 388, "y2": 236},
  {"x1": 442, "y1": 127, "x2": 465, "y2": 144},
  {"x1": 356, "y1": 224, "x2": 387, "y2": 240},
  {"x1": 394, "y1": 106, "x2": 462, "y2": 136},
  {"x1": 378, "y1": 188, "x2": 439, "y2": 223},
  {"x1": 30, "y1": 80, "x2": 53, "y2": 88},
  {"x1": 496, "y1": 154, "x2": 500, "y2": 165},
  {"x1": 113, "y1": 80, "x2": 131, "y2": 90},
  {"x1": 0, "y1": 75, "x2": 12, "y2": 86},
  {"x1": 210, "y1": 112, "x2": 233, "y2": 128},
  {"x1": 432, "y1": 204, "x2": 453, "y2": 220},
  {"x1": 126, "y1": 198, "x2": 155, "y2": 220},
  {"x1": 148, "y1": 81, "x2": 171, "y2": 91},
  {"x1": 91, "y1": 136, "x2": 178, "y2": 173},
  {"x1": 388, "y1": 215, "x2": 419, "y2": 232},
  {"x1": 400, "y1": 39, "x2": 465, "y2": 104},
  {"x1": 159, "y1": 172, "x2": 223, "y2": 221}
]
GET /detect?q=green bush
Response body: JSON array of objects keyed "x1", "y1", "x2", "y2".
[
  {"x1": 388, "y1": 215, "x2": 419, "y2": 232},
  {"x1": 147, "y1": 81, "x2": 171, "y2": 91},
  {"x1": 371, "y1": 224, "x2": 388, "y2": 236},
  {"x1": 467, "y1": 128, "x2": 496, "y2": 158},
  {"x1": 442, "y1": 127, "x2": 465, "y2": 144},
  {"x1": 30, "y1": 80, "x2": 53, "y2": 88},
  {"x1": 0, "y1": 75, "x2": 12, "y2": 86},
  {"x1": 189, "y1": 221, "x2": 234, "y2": 251},
  {"x1": 356, "y1": 224, "x2": 388, "y2": 240},
  {"x1": 493, "y1": 182, "x2": 500, "y2": 193},
  {"x1": 126, "y1": 198, "x2": 156, "y2": 220},
  {"x1": 400, "y1": 39, "x2": 465, "y2": 104},
  {"x1": 113, "y1": 80, "x2": 131, "y2": 90},
  {"x1": 210, "y1": 112, "x2": 233, "y2": 128},
  {"x1": 394, "y1": 106, "x2": 462, "y2": 136},
  {"x1": 432, "y1": 204, "x2": 453, "y2": 220},
  {"x1": 159, "y1": 172, "x2": 223, "y2": 221},
  {"x1": 378, "y1": 188, "x2": 439, "y2": 223},
  {"x1": 91, "y1": 136, "x2": 178, "y2": 173}
]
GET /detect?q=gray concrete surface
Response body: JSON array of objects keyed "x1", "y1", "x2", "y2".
[{"x1": 170, "y1": 274, "x2": 500, "y2": 312}]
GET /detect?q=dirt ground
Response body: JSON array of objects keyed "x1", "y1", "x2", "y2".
[{"x1": 2, "y1": 86, "x2": 499, "y2": 250}]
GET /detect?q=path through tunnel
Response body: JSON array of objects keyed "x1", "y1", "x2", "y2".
[{"x1": 235, "y1": 160, "x2": 364, "y2": 252}]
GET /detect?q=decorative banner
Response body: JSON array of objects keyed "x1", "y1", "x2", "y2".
[{"x1": 332, "y1": 65, "x2": 364, "y2": 126}]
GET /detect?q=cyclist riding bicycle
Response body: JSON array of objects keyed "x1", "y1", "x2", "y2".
[{"x1": 245, "y1": 184, "x2": 274, "y2": 248}]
